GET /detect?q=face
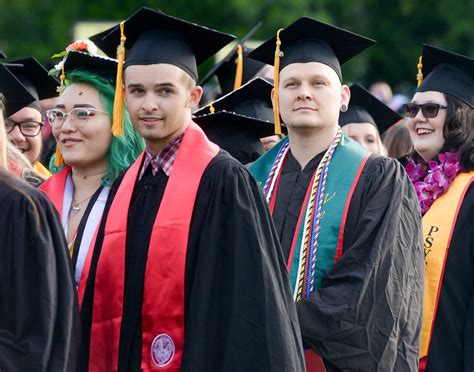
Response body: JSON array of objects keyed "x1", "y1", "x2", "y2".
[
  {"x1": 276, "y1": 62, "x2": 349, "y2": 132},
  {"x1": 406, "y1": 91, "x2": 447, "y2": 161},
  {"x1": 124, "y1": 64, "x2": 202, "y2": 154},
  {"x1": 7, "y1": 107, "x2": 43, "y2": 163},
  {"x1": 341, "y1": 123, "x2": 382, "y2": 154},
  {"x1": 52, "y1": 83, "x2": 112, "y2": 172}
]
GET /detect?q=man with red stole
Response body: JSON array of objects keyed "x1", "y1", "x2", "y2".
[
  {"x1": 248, "y1": 17, "x2": 425, "y2": 371},
  {"x1": 77, "y1": 7, "x2": 305, "y2": 372}
]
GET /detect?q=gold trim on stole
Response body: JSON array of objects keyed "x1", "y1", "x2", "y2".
[{"x1": 420, "y1": 172, "x2": 474, "y2": 358}]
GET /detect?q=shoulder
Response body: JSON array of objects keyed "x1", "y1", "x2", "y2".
[
  {"x1": 1, "y1": 172, "x2": 43, "y2": 202},
  {"x1": 350, "y1": 154, "x2": 418, "y2": 212},
  {"x1": 203, "y1": 150, "x2": 253, "y2": 179},
  {"x1": 197, "y1": 150, "x2": 263, "y2": 200},
  {"x1": 361, "y1": 154, "x2": 409, "y2": 184},
  {"x1": 0, "y1": 172, "x2": 57, "y2": 221}
]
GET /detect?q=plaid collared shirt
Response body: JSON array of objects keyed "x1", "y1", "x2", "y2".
[{"x1": 138, "y1": 133, "x2": 185, "y2": 180}]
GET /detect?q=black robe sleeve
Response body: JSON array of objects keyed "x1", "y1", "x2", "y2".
[
  {"x1": 296, "y1": 156, "x2": 425, "y2": 372},
  {"x1": 0, "y1": 175, "x2": 80, "y2": 372},
  {"x1": 181, "y1": 154, "x2": 305, "y2": 371}
]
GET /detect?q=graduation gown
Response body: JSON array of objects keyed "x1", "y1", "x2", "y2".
[
  {"x1": 424, "y1": 182, "x2": 474, "y2": 372},
  {"x1": 272, "y1": 151, "x2": 424, "y2": 371},
  {"x1": 78, "y1": 149, "x2": 305, "y2": 371},
  {"x1": 0, "y1": 171, "x2": 80, "y2": 372}
]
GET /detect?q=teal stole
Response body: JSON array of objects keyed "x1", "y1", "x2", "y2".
[{"x1": 250, "y1": 135, "x2": 369, "y2": 298}]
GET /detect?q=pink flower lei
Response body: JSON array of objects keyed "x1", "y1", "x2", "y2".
[{"x1": 405, "y1": 151, "x2": 463, "y2": 214}]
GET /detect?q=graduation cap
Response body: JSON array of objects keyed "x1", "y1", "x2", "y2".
[
  {"x1": 247, "y1": 17, "x2": 376, "y2": 134},
  {"x1": 416, "y1": 44, "x2": 473, "y2": 108},
  {"x1": 340, "y1": 83, "x2": 402, "y2": 134},
  {"x1": 199, "y1": 22, "x2": 268, "y2": 95},
  {"x1": 0, "y1": 63, "x2": 36, "y2": 117},
  {"x1": 6, "y1": 57, "x2": 59, "y2": 103},
  {"x1": 90, "y1": 7, "x2": 236, "y2": 136},
  {"x1": 88, "y1": 27, "x2": 116, "y2": 56},
  {"x1": 91, "y1": 7, "x2": 235, "y2": 81},
  {"x1": 193, "y1": 77, "x2": 276, "y2": 164},
  {"x1": 59, "y1": 51, "x2": 118, "y2": 81},
  {"x1": 0, "y1": 49, "x2": 6, "y2": 59}
]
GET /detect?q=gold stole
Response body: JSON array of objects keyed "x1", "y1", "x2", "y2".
[{"x1": 420, "y1": 171, "x2": 474, "y2": 358}]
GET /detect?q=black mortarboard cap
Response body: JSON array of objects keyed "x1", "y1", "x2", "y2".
[
  {"x1": 0, "y1": 63, "x2": 36, "y2": 117},
  {"x1": 199, "y1": 22, "x2": 268, "y2": 94},
  {"x1": 88, "y1": 27, "x2": 116, "y2": 56},
  {"x1": 417, "y1": 44, "x2": 473, "y2": 108},
  {"x1": 0, "y1": 49, "x2": 6, "y2": 59},
  {"x1": 6, "y1": 57, "x2": 59, "y2": 101},
  {"x1": 193, "y1": 77, "x2": 276, "y2": 163},
  {"x1": 247, "y1": 17, "x2": 375, "y2": 82},
  {"x1": 340, "y1": 83, "x2": 402, "y2": 134},
  {"x1": 94, "y1": 7, "x2": 236, "y2": 81},
  {"x1": 62, "y1": 51, "x2": 118, "y2": 80}
]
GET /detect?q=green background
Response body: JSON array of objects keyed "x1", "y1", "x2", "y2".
[{"x1": 0, "y1": 0, "x2": 472, "y2": 93}]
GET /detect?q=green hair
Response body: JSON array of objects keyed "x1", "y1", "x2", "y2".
[{"x1": 49, "y1": 70, "x2": 144, "y2": 184}]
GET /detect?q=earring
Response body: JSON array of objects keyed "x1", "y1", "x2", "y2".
[{"x1": 340, "y1": 103, "x2": 348, "y2": 112}]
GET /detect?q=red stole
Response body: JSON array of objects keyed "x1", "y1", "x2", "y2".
[
  {"x1": 40, "y1": 166, "x2": 97, "y2": 307},
  {"x1": 89, "y1": 122, "x2": 218, "y2": 371}
]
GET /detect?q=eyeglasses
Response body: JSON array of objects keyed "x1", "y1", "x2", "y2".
[
  {"x1": 46, "y1": 108, "x2": 108, "y2": 129},
  {"x1": 5, "y1": 119, "x2": 43, "y2": 137},
  {"x1": 403, "y1": 103, "x2": 448, "y2": 119}
]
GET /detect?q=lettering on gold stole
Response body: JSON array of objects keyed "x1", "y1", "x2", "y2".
[{"x1": 424, "y1": 225, "x2": 439, "y2": 266}]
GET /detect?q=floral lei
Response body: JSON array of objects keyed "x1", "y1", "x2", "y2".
[{"x1": 405, "y1": 151, "x2": 463, "y2": 214}]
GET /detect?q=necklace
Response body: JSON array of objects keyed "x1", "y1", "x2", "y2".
[
  {"x1": 263, "y1": 129, "x2": 342, "y2": 300},
  {"x1": 71, "y1": 190, "x2": 97, "y2": 211},
  {"x1": 405, "y1": 151, "x2": 463, "y2": 214},
  {"x1": 72, "y1": 170, "x2": 107, "y2": 180}
]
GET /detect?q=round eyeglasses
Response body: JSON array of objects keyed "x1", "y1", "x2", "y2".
[
  {"x1": 46, "y1": 108, "x2": 108, "y2": 129},
  {"x1": 5, "y1": 119, "x2": 43, "y2": 137}
]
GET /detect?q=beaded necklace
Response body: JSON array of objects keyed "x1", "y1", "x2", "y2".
[{"x1": 263, "y1": 129, "x2": 343, "y2": 299}]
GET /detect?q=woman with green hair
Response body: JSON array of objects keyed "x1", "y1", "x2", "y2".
[{"x1": 41, "y1": 46, "x2": 144, "y2": 304}]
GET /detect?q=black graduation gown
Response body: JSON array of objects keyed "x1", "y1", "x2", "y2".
[
  {"x1": 0, "y1": 171, "x2": 80, "y2": 372},
  {"x1": 426, "y1": 183, "x2": 474, "y2": 372},
  {"x1": 79, "y1": 150, "x2": 305, "y2": 372},
  {"x1": 273, "y1": 151, "x2": 424, "y2": 372}
]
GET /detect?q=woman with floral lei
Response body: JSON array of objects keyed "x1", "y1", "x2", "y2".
[
  {"x1": 402, "y1": 44, "x2": 474, "y2": 372},
  {"x1": 40, "y1": 41, "x2": 144, "y2": 306}
]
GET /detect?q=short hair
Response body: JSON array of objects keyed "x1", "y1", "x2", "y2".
[
  {"x1": 181, "y1": 69, "x2": 196, "y2": 91},
  {"x1": 441, "y1": 94, "x2": 474, "y2": 170},
  {"x1": 50, "y1": 70, "x2": 144, "y2": 183}
]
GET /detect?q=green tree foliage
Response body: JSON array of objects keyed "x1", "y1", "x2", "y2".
[{"x1": 0, "y1": 0, "x2": 472, "y2": 91}]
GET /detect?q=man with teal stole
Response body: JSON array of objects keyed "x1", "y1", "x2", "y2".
[{"x1": 248, "y1": 17, "x2": 424, "y2": 372}]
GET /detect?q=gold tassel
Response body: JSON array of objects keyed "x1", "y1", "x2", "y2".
[
  {"x1": 417, "y1": 56, "x2": 423, "y2": 87},
  {"x1": 272, "y1": 28, "x2": 284, "y2": 135},
  {"x1": 209, "y1": 102, "x2": 215, "y2": 114},
  {"x1": 112, "y1": 21, "x2": 126, "y2": 137},
  {"x1": 54, "y1": 144, "x2": 65, "y2": 167},
  {"x1": 233, "y1": 44, "x2": 244, "y2": 90},
  {"x1": 58, "y1": 56, "x2": 67, "y2": 94}
]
